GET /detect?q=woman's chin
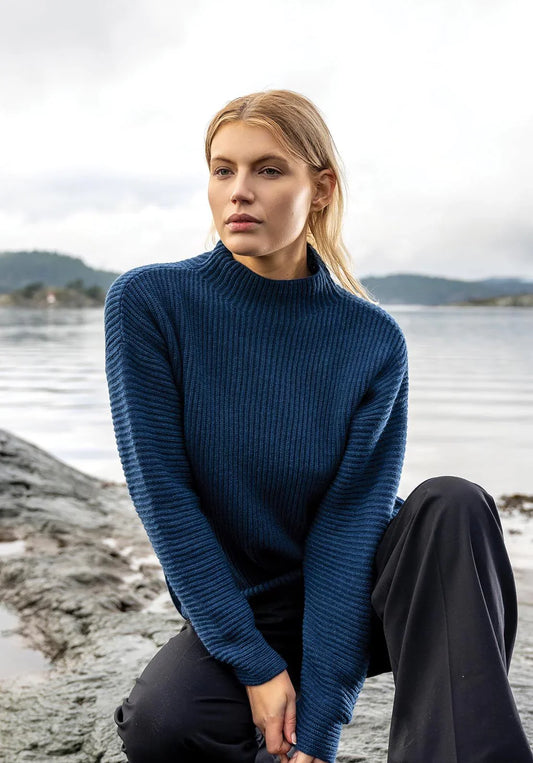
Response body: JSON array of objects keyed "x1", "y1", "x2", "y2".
[{"x1": 222, "y1": 236, "x2": 264, "y2": 258}]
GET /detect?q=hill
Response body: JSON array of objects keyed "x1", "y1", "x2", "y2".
[
  {"x1": 1, "y1": 250, "x2": 532, "y2": 306},
  {"x1": 360, "y1": 273, "x2": 533, "y2": 305},
  {"x1": 0, "y1": 250, "x2": 120, "y2": 292}
]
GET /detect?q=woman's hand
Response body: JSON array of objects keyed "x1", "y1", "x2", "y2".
[
  {"x1": 291, "y1": 753, "x2": 328, "y2": 763},
  {"x1": 245, "y1": 669, "x2": 297, "y2": 763},
  {"x1": 245, "y1": 672, "x2": 329, "y2": 763}
]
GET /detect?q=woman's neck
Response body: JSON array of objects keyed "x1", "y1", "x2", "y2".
[{"x1": 198, "y1": 239, "x2": 340, "y2": 313}]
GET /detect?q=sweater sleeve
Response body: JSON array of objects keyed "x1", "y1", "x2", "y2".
[
  {"x1": 104, "y1": 270, "x2": 288, "y2": 685},
  {"x1": 295, "y1": 326, "x2": 409, "y2": 763}
]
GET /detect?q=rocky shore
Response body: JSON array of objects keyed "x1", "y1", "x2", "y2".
[{"x1": 0, "y1": 428, "x2": 531, "y2": 762}]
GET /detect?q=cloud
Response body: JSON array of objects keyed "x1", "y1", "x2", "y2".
[
  {"x1": 0, "y1": 0, "x2": 191, "y2": 101},
  {"x1": 0, "y1": 0, "x2": 532, "y2": 278},
  {"x1": 0, "y1": 172, "x2": 203, "y2": 220},
  {"x1": 0, "y1": 190, "x2": 213, "y2": 273}
]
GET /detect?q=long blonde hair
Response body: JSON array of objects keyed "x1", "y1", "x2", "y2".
[{"x1": 204, "y1": 89, "x2": 376, "y2": 302}]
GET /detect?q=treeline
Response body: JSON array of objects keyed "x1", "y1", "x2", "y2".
[
  {"x1": 1, "y1": 249, "x2": 532, "y2": 306},
  {"x1": 0, "y1": 278, "x2": 107, "y2": 307},
  {"x1": 361, "y1": 273, "x2": 533, "y2": 305},
  {"x1": 17, "y1": 279, "x2": 105, "y2": 301}
]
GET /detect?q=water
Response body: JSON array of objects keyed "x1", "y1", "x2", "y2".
[
  {"x1": 396, "y1": 305, "x2": 533, "y2": 496},
  {"x1": 0, "y1": 542, "x2": 50, "y2": 680},
  {"x1": 0, "y1": 307, "x2": 113, "y2": 482},
  {"x1": 0, "y1": 304, "x2": 532, "y2": 497},
  {"x1": 0, "y1": 303, "x2": 532, "y2": 676},
  {"x1": 0, "y1": 604, "x2": 50, "y2": 680}
]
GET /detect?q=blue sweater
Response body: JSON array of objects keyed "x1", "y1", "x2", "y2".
[{"x1": 104, "y1": 239, "x2": 409, "y2": 763}]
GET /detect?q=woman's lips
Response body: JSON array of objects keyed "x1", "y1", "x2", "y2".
[{"x1": 226, "y1": 221, "x2": 261, "y2": 232}]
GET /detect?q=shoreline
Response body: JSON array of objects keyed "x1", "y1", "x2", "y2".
[{"x1": 0, "y1": 428, "x2": 531, "y2": 762}]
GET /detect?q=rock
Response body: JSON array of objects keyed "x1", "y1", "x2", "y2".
[
  {"x1": 0, "y1": 428, "x2": 183, "y2": 762},
  {"x1": 499, "y1": 492, "x2": 533, "y2": 517},
  {"x1": 0, "y1": 428, "x2": 531, "y2": 761}
]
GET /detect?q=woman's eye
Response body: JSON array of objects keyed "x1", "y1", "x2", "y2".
[{"x1": 212, "y1": 167, "x2": 280, "y2": 177}]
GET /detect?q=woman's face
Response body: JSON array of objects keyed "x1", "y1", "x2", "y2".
[{"x1": 208, "y1": 121, "x2": 319, "y2": 262}]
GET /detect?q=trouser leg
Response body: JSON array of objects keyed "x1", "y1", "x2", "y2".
[
  {"x1": 370, "y1": 475, "x2": 532, "y2": 762},
  {"x1": 114, "y1": 621, "x2": 259, "y2": 763},
  {"x1": 113, "y1": 578, "x2": 304, "y2": 763}
]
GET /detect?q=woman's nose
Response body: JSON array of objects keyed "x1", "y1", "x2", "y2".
[{"x1": 230, "y1": 174, "x2": 254, "y2": 203}]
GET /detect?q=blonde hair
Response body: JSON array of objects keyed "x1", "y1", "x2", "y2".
[{"x1": 204, "y1": 89, "x2": 376, "y2": 302}]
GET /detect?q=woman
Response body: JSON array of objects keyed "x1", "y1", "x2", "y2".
[{"x1": 104, "y1": 90, "x2": 531, "y2": 763}]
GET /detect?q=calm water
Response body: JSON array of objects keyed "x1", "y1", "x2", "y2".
[
  {"x1": 0, "y1": 304, "x2": 532, "y2": 499},
  {"x1": 1, "y1": 304, "x2": 532, "y2": 678}
]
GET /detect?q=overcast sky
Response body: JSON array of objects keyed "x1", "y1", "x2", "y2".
[{"x1": 1, "y1": 0, "x2": 532, "y2": 279}]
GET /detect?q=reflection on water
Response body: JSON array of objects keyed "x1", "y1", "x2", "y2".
[
  {"x1": 0, "y1": 304, "x2": 532, "y2": 497},
  {"x1": 0, "y1": 542, "x2": 50, "y2": 680},
  {"x1": 0, "y1": 604, "x2": 50, "y2": 680}
]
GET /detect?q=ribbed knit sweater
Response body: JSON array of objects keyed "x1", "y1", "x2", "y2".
[{"x1": 104, "y1": 239, "x2": 409, "y2": 763}]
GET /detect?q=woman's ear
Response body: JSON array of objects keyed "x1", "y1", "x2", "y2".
[{"x1": 311, "y1": 170, "x2": 336, "y2": 212}]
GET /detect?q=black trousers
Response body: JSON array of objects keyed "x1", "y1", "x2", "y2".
[{"x1": 114, "y1": 476, "x2": 532, "y2": 762}]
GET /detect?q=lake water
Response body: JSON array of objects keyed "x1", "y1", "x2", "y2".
[
  {"x1": 0, "y1": 304, "x2": 532, "y2": 500},
  {"x1": 0, "y1": 303, "x2": 532, "y2": 678}
]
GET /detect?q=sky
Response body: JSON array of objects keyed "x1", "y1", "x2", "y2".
[{"x1": 1, "y1": 0, "x2": 532, "y2": 280}]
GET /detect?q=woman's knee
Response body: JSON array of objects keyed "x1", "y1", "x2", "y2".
[
  {"x1": 389, "y1": 476, "x2": 506, "y2": 551},
  {"x1": 405, "y1": 474, "x2": 498, "y2": 527},
  {"x1": 116, "y1": 687, "x2": 215, "y2": 761},
  {"x1": 114, "y1": 689, "x2": 195, "y2": 762},
  {"x1": 113, "y1": 628, "x2": 202, "y2": 761},
  {"x1": 113, "y1": 623, "x2": 258, "y2": 762}
]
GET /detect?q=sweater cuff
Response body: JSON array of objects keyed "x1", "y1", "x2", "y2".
[
  {"x1": 295, "y1": 692, "x2": 344, "y2": 763},
  {"x1": 232, "y1": 644, "x2": 288, "y2": 686}
]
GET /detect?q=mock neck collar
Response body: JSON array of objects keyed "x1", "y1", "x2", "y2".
[{"x1": 199, "y1": 239, "x2": 340, "y2": 310}]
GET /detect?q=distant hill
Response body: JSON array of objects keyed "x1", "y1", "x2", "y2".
[
  {"x1": 360, "y1": 273, "x2": 533, "y2": 305},
  {"x1": 1, "y1": 250, "x2": 532, "y2": 306},
  {"x1": 0, "y1": 250, "x2": 121, "y2": 292}
]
